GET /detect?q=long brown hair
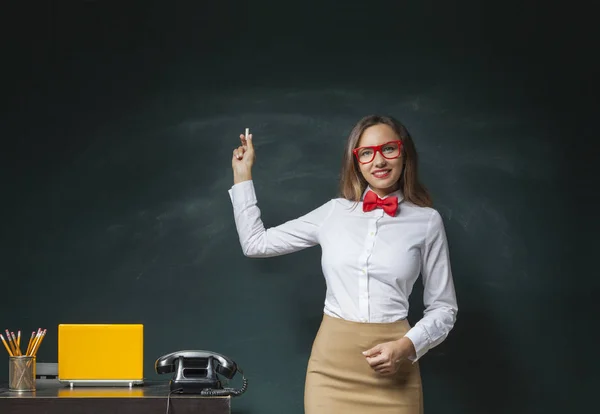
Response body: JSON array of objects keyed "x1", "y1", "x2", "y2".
[{"x1": 339, "y1": 115, "x2": 432, "y2": 207}]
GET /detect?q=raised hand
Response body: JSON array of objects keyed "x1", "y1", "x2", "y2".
[{"x1": 232, "y1": 130, "x2": 255, "y2": 184}]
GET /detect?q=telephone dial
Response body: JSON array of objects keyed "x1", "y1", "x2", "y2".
[{"x1": 155, "y1": 350, "x2": 248, "y2": 396}]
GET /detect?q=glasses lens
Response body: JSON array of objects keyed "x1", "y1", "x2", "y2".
[
  {"x1": 381, "y1": 142, "x2": 401, "y2": 159},
  {"x1": 357, "y1": 148, "x2": 375, "y2": 163}
]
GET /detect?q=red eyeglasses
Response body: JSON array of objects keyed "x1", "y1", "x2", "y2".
[{"x1": 353, "y1": 140, "x2": 403, "y2": 164}]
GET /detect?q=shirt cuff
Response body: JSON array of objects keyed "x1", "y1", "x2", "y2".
[
  {"x1": 228, "y1": 180, "x2": 257, "y2": 207},
  {"x1": 403, "y1": 326, "x2": 431, "y2": 363}
]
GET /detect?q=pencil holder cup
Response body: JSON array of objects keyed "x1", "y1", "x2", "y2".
[{"x1": 9, "y1": 356, "x2": 36, "y2": 391}]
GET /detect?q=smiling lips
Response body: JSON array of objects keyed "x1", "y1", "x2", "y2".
[{"x1": 372, "y1": 169, "x2": 391, "y2": 179}]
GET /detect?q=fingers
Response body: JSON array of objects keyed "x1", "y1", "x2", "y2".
[
  {"x1": 368, "y1": 356, "x2": 402, "y2": 376},
  {"x1": 362, "y1": 345, "x2": 381, "y2": 358},
  {"x1": 233, "y1": 130, "x2": 254, "y2": 164},
  {"x1": 370, "y1": 359, "x2": 397, "y2": 376},
  {"x1": 364, "y1": 348, "x2": 400, "y2": 376},
  {"x1": 365, "y1": 354, "x2": 386, "y2": 368},
  {"x1": 240, "y1": 131, "x2": 254, "y2": 147},
  {"x1": 232, "y1": 145, "x2": 245, "y2": 160}
]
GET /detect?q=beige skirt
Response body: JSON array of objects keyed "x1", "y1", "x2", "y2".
[{"x1": 304, "y1": 314, "x2": 423, "y2": 414}]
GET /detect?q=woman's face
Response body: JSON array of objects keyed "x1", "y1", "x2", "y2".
[{"x1": 355, "y1": 124, "x2": 404, "y2": 197}]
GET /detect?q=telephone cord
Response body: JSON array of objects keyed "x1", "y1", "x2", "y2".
[
  {"x1": 201, "y1": 368, "x2": 248, "y2": 397},
  {"x1": 166, "y1": 387, "x2": 183, "y2": 414}
]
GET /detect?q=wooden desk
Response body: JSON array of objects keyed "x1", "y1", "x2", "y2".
[{"x1": 0, "y1": 379, "x2": 230, "y2": 414}]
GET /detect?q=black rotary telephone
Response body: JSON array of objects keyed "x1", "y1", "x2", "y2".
[{"x1": 155, "y1": 350, "x2": 248, "y2": 396}]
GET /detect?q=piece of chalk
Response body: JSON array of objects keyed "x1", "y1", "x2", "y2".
[{"x1": 245, "y1": 128, "x2": 249, "y2": 139}]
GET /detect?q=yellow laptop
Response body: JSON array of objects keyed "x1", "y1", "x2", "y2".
[{"x1": 58, "y1": 324, "x2": 144, "y2": 387}]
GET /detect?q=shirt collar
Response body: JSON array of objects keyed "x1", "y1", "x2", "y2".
[{"x1": 361, "y1": 186, "x2": 404, "y2": 203}]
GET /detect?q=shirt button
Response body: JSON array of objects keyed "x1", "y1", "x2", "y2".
[{"x1": 369, "y1": 232, "x2": 374, "y2": 236}]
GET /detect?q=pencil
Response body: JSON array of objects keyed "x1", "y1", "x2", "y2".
[
  {"x1": 31, "y1": 329, "x2": 47, "y2": 357},
  {"x1": 5, "y1": 331, "x2": 15, "y2": 356},
  {"x1": 0, "y1": 334, "x2": 13, "y2": 357},
  {"x1": 16, "y1": 331, "x2": 21, "y2": 355},
  {"x1": 4, "y1": 330, "x2": 12, "y2": 353},
  {"x1": 25, "y1": 331, "x2": 35, "y2": 356},
  {"x1": 11, "y1": 332, "x2": 21, "y2": 356},
  {"x1": 28, "y1": 329, "x2": 41, "y2": 357}
]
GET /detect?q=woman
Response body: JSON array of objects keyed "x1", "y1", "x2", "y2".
[{"x1": 229, "y1": 115, "x2": 458, "y2": 414}]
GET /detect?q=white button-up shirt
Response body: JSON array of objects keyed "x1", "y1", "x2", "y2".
[{"x1": 229, "y1": 180, "x2": 458, "y2": 361}]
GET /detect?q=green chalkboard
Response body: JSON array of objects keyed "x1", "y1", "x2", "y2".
[{"x1": 0, "y1": 1, "x2": 595, "y2": 413}]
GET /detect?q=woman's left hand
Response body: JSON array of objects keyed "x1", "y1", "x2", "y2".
[{"x1": 362, "y1": 337, "x2": 416, "y2": 376}]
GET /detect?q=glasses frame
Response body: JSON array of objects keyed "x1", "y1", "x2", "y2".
[{"x1": 352, "y1": 140, "x2": 403, "y2": 164}]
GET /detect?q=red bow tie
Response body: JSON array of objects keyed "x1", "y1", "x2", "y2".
[{"x1": 362, "y1": 190, "x2": 398, "y2": 216}]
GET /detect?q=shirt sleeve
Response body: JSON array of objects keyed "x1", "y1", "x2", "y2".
[
  {"x1": 404, "y1": 209, "x2": 458, "y2": 362},
  {"x1": 228, "y1": 180, "x2": 335, "y2": 257}
]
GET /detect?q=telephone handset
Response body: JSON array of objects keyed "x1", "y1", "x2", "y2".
[{"x1": 155, "y1": 350, "x2": 248, "y2": 396}]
